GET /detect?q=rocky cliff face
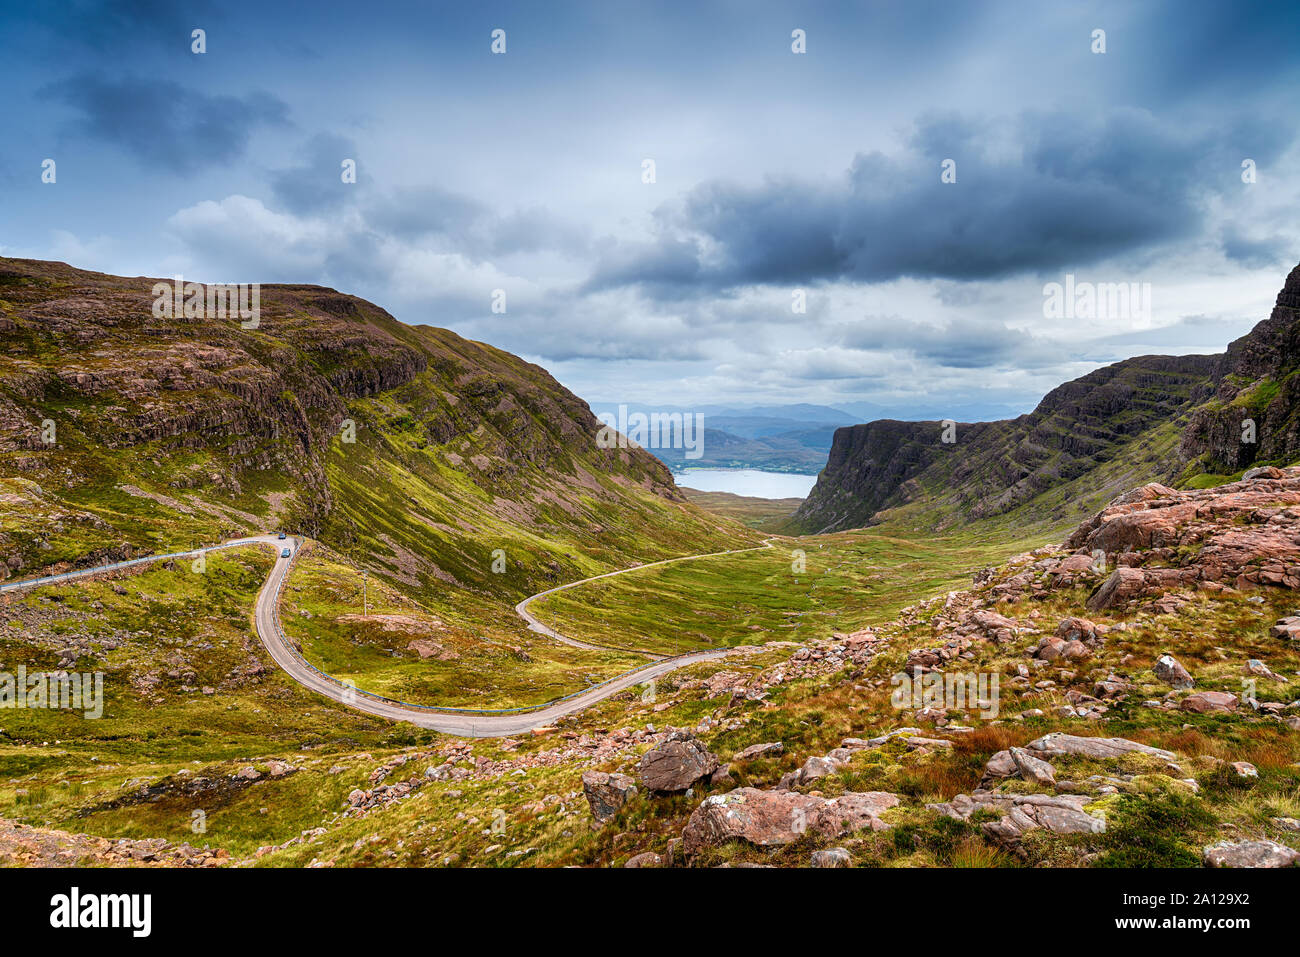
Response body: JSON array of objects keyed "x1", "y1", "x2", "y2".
[
  {"x1": 792, "y1": 353, "x2": 1218, "y2": 534},
  {"x1": 1178, "y1": 262, "x2": 1300, "y2": 473}
]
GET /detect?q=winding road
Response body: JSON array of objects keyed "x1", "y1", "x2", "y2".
[
  {"x1": 2, "y1": 535, "x2": 775, "y2": 738},
  {"x1": 514, "y1": 540, "x2": 775, "y2": 658}
]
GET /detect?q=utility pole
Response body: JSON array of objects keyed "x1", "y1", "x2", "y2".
[{"x1": 362, "y1": 569, "x2": 368, "y2": 616}]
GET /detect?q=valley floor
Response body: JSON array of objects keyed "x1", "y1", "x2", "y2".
[{"x1": 2, "y1": 475, "x2": 1299, "y2": 869}]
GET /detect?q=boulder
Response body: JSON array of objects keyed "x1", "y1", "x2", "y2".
[
  {"x1": 1180, "y1": 691, "x2": 1238, "y2": 714},
  {"x1": 582, "y1": 770, "x2": 637, "y2": 823},
  {"x1": 1204, "y1": 840, "x2": 1298, "y2": 868},
  {"x1": 681, "y1": 788, "x2": 898, "y2": 856},
  {"x1": 1055, "y1": 617, "x2": 1099, "y2": 642},
  {"x1": 1061, "y1": 640, "x2": 1092, "y2": 661},
  {"x1": 932, "y1": 792, "x2": 1105, "y2": 846},
  {"x1": 982, "y1": 750, "x2": 1019, "y2": 781},
  {"x1": 1036, "y1": 637, "x2": 1066, "y2": 661},
  {"x1": 624, "y1": 852, "x2": 662, "y2": 868},
  {"x1": 1153, "y1": 653, "x2": 1194, "y2": 690},
  {"x1": 810, "y1": 847, "x2": 852, "y2": 868},
  {"x1": 733, "y1": 741, "x2": 784, "y2": 761},
  {"x1": 1087, "y1": 566, "x2": 1147, "y2": 611},
  {"x1": 798, "y1": 755, "x2": 839, "y2": 783},
  {"x1": 1009, "y1": 747, "x2": 1057, "y2": 787},
  {"x1": 1026, "y1": 732, "x2": 1175, "y2": 762},
  {"x1": 637, "y1": 732, "x2": 720, "y2": 793},
  {"x1": 969, "y1": 610, "x2": 1019, "y2": 641},
  {"x1": 1245, "y1": 659, "x2": 1282, "y2": 680}
]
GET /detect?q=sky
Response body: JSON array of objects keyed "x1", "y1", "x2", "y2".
[{"x1": 2, "y1": 0, "x2": 1299, "y2": 420}]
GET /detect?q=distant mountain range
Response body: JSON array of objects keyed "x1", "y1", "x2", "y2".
[{"x1": 586, "y1": 401, "x2": 1030, "y2": 475}]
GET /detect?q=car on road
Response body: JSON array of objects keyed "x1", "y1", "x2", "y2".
[
  {"x1": 281, "y1": 548, "x2": 292, "y2": 558},
  {"x1": 277, "y1": 532, "x2": 287, "y2": 540}
]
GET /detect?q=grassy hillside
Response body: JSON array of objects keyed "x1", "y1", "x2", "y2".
[{"x1": 0, "y1": 257, "x2": 753, "y2": 606}]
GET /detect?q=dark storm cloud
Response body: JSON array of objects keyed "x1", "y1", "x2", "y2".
[
  {"x1": 5, "y1": 0, "x2": 1300, "y2": 410},
  {"x1": 39, "y1": 74, "x2": 288, "y2": 174},
  {"x1": 586, "y1": 109, "x2": 1296, "y2": 296}
]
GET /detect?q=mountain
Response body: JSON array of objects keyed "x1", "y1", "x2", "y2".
[
  {"x1": 588, "y1": 402, "x2": 853, "y2": 474},
  {"x1": 584, "y1": 400, "x2": 1036, "y2": 476},
  {"x1": 789, "y1": 354, "x2": 1218, "y2": 533},
  {"x1": 0, "y1": 258, "x2": 747, "y2": 596},
  {"x1": 792, "y1": 261, "x2": 1300, "y2": 535},
  {"x1": 646, "y1": 427, "x2": 833, "y2": 474}
]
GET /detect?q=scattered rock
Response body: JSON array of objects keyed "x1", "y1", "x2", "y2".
[
  {"x1": 1245, "y1": 659, "x2": 1282, "y2": 681},
  {"x1": 798, "y1": 756, "x2": 840, "y2": 783}
]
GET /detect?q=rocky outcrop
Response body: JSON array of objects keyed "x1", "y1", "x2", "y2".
[
  {"x1": 1180, "y1": 262, "x2": 1300, "y2": 473},
  {"x1": 0, "y1": 817, "x2": 231, "y2": 868},
  {"x1": 788, "y1": 419, "x2": 951, "y2": 533},
  {"x1": 1064, "y1": 468, "x2": 1300, "y2": 607},
  {"x1": 733, "y1": 742, "x2": 784, "y2": 761}
]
